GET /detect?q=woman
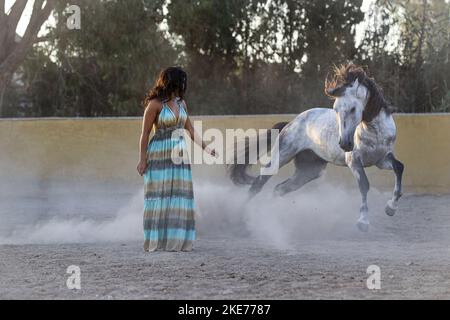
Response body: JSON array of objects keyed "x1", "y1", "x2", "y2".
[{"x1": 137, "y1": 67, "x2": 215, "y2": 252}]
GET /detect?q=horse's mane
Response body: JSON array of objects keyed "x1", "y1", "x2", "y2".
[{"x1": 324, "y1": 63, "x2": 392, "y2": 122}]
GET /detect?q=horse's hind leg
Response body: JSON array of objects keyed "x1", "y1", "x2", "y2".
[
  {"x1": 274, "y1": 150, "x2": 327, "y2": 197},
  {"x1": 249, "y1": 138, "x2": 298, "y2": 197},
  {"x1": 249, "y1": 174, "x2": 272, "y2": 197},
  {"x1": 377, "y1": 153, "x2": 404, "y2": 216}
]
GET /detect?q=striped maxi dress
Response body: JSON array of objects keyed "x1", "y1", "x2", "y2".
[{"x1": 143, "y1": 97, "x2": 195, "y2": 252}]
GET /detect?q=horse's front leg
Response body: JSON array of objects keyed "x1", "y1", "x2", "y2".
[
  {"x1": 377, "y1": 153, "x2": 404, "y2": 216},
  {"x1": 346, "y1": 153, "x2": 370, "y2": 232}
]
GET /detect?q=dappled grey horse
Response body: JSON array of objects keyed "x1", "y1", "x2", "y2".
[{"x1": 228, "y1": 63, "x2": 404, "y2": 232}]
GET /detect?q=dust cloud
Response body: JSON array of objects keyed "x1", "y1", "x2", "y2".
[{"x1": 0, "y1": 176, "x2": 389, "y2": 248}]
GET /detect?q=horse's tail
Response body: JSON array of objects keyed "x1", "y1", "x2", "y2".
[{"x1": 227, "y1": 121, "x2": 289, "y2": 186}]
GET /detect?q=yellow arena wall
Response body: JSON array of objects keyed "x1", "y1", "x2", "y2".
[{"x1": 0, "y1": 114, "x2": 449, "y2": 193}]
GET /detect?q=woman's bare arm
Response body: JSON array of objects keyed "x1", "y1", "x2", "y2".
[
  {"x1": 185, "y1": 116, "x2": 206, "y2": 149},
  {"x1": 183, "y1": 101, "x2": 216, "y2": 156},
  {"x1": 137, "y1": 100, "x2": 160, "y2": 175}
]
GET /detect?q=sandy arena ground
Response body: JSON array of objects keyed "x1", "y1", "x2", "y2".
[{"x1": 1, "y1": 180, "x2": 450, "y2": 299}]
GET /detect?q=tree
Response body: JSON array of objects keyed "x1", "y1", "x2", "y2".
[
  {"x1": 17, "y1": 0, "x2": 177, "y2": 117},
  {"x1": 0, "y1": 0, "x2": 59, "y2": 115},
  {"x1": 360, "y1": 0, "x2": 450, "y2": 113},
  {"x1": 167, "y1": 0, "x2": 253, "y2": 114},
  {"x1": 8, "y1": 0, "x2": 449, "y2": 116},
  {"x1": 166, "y1": 0, "x2": 365, "y2": 114}
]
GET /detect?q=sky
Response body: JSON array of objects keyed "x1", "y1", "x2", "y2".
[
  {"x1": 355, "y1": 0, "x2": 375, "y2": 47},
  {"x1": 5, "y1": 0, "x2": 34, "y2": 36},
  {"x1": 5, "y1": 0, "x2": 55, "y2": 37}
]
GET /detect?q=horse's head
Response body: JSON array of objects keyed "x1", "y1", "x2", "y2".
[{"x1": 325, "y1": 63, "x2": 389, "y2": 152}]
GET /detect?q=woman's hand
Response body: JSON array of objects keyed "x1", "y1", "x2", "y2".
[
  {"x1": 204, "y1": 146, "x2": 218, "y2": 157},
  {"x1": 137, "y1": 159, "x2": 148, "y2": 176}
]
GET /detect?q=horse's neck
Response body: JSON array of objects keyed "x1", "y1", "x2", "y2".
[{"x1": 359, "y1": 109, "x2": 394, "y2": 137}]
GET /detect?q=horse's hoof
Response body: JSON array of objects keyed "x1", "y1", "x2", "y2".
[
  {"x1": 247, "y1": 191, "x2": 257, "y2": 200},
  {"x1": 357, "y1": 220, "x2": 369, "y2": 232},
  {"x1": 248, "y1": 186, "x2": 260, "y2": 197},
  {"x1": 385, "y1": 200, "x2": 397, "y2": 217},
  {"x1": 385, "y1": 205, "x2": 396, "y2": 216},
  {"x1": 273, "y1": 186, "x2": 284, "y2": 198}
]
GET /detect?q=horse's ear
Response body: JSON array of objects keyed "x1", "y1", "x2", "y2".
[
  {"x1": 351, "y1": 78, "x2": 360, "y2": 90},
  {"x1": 326, "y1": 85, "x2": 347, "y2": 97},
  {"x1": 351, "y1": 78, "x2": 369, "y2": 100}
]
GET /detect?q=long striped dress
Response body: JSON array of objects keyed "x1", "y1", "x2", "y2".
[{"x1": 143, "y1": 97, "x2": 195, "y2": 252}]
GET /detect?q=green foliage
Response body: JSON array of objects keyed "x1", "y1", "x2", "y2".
[
  {"x1": 15, "y1": 0, "x2": 177, "y2": 117},
  {"x1": 2, "y1": 0, "x2": 450, "y2": 117},
  {"x1": 166, "y1": 0, "x2": 365, "y2": 114},
  {"x1": 432, "y1": 83, "x2": 450, "y2": 113},
  {"x1": 359, "y1": 0, "x2": 450, "y2": 113}
]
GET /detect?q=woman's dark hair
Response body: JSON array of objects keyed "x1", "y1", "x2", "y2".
[{"x1": 143, "y1": 66, "x2": 187, "y2": 108}]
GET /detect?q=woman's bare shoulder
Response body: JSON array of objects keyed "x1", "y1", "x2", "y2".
[{"x1": 145, "y1": 98, "x2": 163, "y2": 114}]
